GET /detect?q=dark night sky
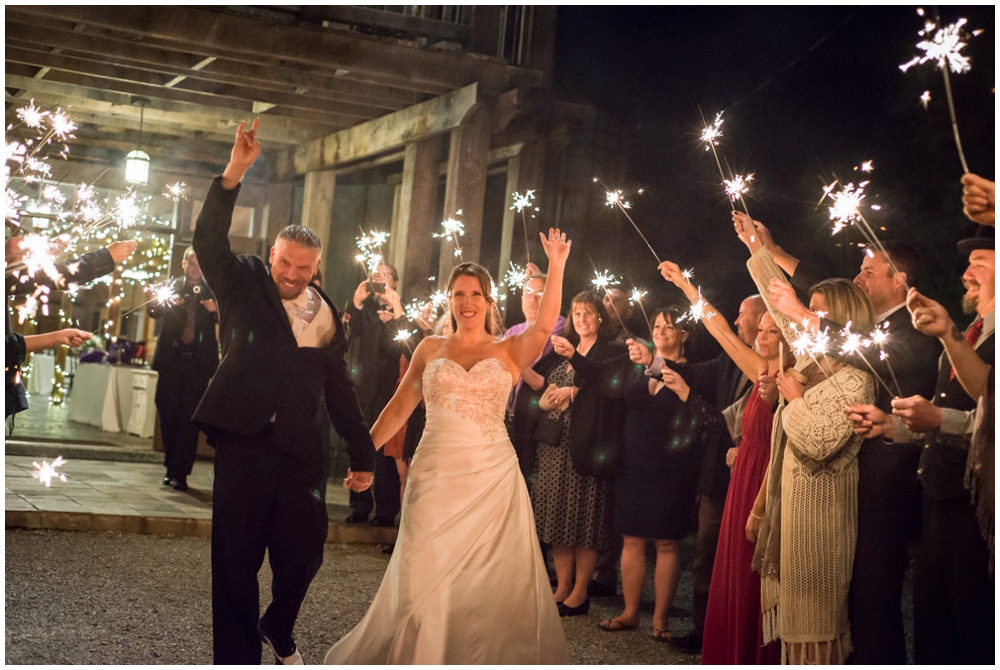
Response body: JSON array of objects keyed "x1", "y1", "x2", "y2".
[{"x1": 549, "y1": 5, "x2": 994, "y2": 346}]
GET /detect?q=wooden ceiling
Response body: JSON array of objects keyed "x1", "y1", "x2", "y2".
[{"x1": 5, "y1": 5, "x2": 542, "y2": 178}]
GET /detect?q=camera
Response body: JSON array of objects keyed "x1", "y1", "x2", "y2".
[{"x1": 366, "y1": 281, "x2": 386, "y2": 295}]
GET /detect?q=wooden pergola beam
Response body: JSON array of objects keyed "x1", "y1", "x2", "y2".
[
  {"x1": 11, "y1": 6, "x2": 543, "y2": 94},
  {"x1": 5, "y1": 46, "x2": 376, "y2": 125},
  {"x1": 4, "y1": 76, "x2": 333, "y2": 145},
  {"x1": 275, "y1": 83, "x2": 481, "y2": 178}
]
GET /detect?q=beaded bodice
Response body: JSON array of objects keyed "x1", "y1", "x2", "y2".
[{"x1": 422, "y1": 357, "x2": 513, "y2": 438}]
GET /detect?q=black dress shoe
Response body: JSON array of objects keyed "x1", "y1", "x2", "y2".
[
  {"x1": 344, "y1": 512, "x2": 369, "y2": 524},
  {"x1": 668, "y1": 630, "x2": 703, "y2": 653},
  {"x1": 370, "y1": 516, "x2": 396, "y2": 527},
  {"x1": 173, "y1": 477, "x2": 188, "y2": 492},
  {"x1": 557, "y1": 598, "x2": 590, "y2": 617},
  {"x1": 163, "y1": 476, "x2": 175, "y2": 487}
]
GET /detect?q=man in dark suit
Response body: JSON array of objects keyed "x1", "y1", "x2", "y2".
[
  {"x1": 844, "y1": 241, "x2": 941, "y2": 664},
  {"x1": 147, "y1": 247, "x2": 219, "y2": 491},
  {"x1": 192, "y1": 119, "x2": 375, "y2": 665},
  {"x1": 847, "y1": 227, "x2": 994, "y2": 664}
]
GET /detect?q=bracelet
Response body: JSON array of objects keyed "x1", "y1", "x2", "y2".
[{"x1": 749, "y1": 510, "x2": 762, "y2": 520}]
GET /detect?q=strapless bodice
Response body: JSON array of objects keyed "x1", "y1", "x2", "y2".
[{"x1": 422, "y1": 357, "x2": 513, "y2": 439}]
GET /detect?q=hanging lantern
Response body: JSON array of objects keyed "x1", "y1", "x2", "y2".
[{"x1": 125, "y1": 98, "x2": 151, "y2": 185}]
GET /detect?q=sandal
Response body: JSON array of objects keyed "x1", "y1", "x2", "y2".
[
  {"x1": 651, "y1": 628, "x2": 674, "y2": 642},
  {"x1": 599, "y1": 618, "x2": 639, "y2": 632}
]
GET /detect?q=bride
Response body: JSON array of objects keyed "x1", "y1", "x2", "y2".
[{"x1": 325, "y1": 229, "x2": 573, "y2": 664}]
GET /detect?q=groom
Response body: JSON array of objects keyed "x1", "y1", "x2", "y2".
[{"x1": 192, "y1": 119, "x2": 375, "y2": 664}]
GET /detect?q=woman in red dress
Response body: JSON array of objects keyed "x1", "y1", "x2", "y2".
[{"x1": 658, "y1": 261, "x2": 788, "y2": 664}]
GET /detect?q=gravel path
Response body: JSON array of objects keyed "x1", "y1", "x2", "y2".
[{"x1": 6, "y1": 529, "x2": 701, "y2": 664}]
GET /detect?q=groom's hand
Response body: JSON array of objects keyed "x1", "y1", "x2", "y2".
[{"x1": 343, "y1": 469, "x2": 373, "y2": 492}]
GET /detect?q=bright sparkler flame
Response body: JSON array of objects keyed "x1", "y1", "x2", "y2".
[
  {"x1": 681, "y1": 290, "x2": 716, "y2": 323},
  {"x1": 502, "y1": 262, "x2": 529, "y2": 292},
  {"x1": 394, "y1": 328, "x2": 413, "y2": 343},
  {"x1": 681, "y1": 269, "x2": 694, "y2": 281},
  {"x1": 147, "y1": 278, "x2": 178, "y2": 306},
  {"x1": 838, "y1": 322, "x2": 867, "y2": 357},
  {"x1": 825, "y1": 182, "x2": 866, "y2": 235},
  {"x1": 510, "y1": 190, "x2": 536, "y2": 213},
  {"x1": 605, "y1": 189, "x2": 632, "y2": 210},
  {"x1": 429, "y1": 290, "x2": 448, "y2": 309},
  {"x1": 700, "y1": 112, "x2": 724, "y2": 150},
  {"x1": 920, "y1": 90, "x2": 932, "y2": 108},
  {"x1": 163, "y1": 182, "x2": 187, "y2": 201},
  {"x1": 355, "y1": 230, "x2": 390, "y2": 274},
  {"x1": 16, "y1": 101, "x2": 46, "y2": 129},
  {"x1": 860, "y1": 161, "x2": 873, "y2": 173},
  {"x1": 48, "y1": 110, "x2": 77, "y2": 140},
  {"x1": 870, "y1": 323, "x2": 890, "y2": 348},
  {"x1": 900, "y1": 16, "x2": 974, "y2": 74},
  {"x1": 113, "y1": 192, "x2": 141, "y2": 229},
  {"x1": 32, "y1": 456, "x2": 68, "y2": 487},
  {"x1": 723, "y1": 173, "x2": 754, "y2": 202},
  {"x1": 629, "y1": 288, "x2": 647, "y2": 305},
  {"x1": 404, "y1": 299, "x2": 426, "y2": 322},
  {"x1": 18, "y1": 234, "x2": 62, "y2": 283},
  {"x1": 591, "y1": 270, "x2": 620, "y2": 291}
]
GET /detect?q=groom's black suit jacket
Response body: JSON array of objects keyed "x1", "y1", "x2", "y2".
[{"x1": 191, "y1": 178, "x2": 375, "y2": 474}]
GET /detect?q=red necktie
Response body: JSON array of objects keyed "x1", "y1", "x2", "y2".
[{"x1": 950, "y1": 317, "x2": 984, "y2": 380}]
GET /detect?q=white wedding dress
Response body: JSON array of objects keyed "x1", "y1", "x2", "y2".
[{"x1": 325, "y1": 357, "x2": 571, "y2": 664}]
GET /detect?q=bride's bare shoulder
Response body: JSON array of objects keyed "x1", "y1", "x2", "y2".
[{"x1": 412, "y1": 335, "x2": 447, "y2": 364}]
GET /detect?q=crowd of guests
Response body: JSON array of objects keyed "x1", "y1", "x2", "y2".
[{"x1": 349, "y1": 172, "x2": 994, "y2": 665}]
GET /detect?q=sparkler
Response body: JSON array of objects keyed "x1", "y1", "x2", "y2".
[
  {"x1": 393, "y1": 328, "x2": 414, "y2": 353},
  {"x1": 594, "y1": 178, "x2": 661, "y2": 263},
  {"x1": 163, "y1": 182, "x2": 187, "y2": 202},
  {"x1": 502, "y1": 262, "x2": 529, "y2": 294},
  {"x1": 788, "y1": 322, "x2": 851, "y2": 402},
  {"x1": 434, "y1": 213, "x2": 465, "y2": 259},
  {"x1": 698, "y1": 109, "x2": 757, "y2": 223},
  {"x1": 723, "y1": 173, "x2": 755, "y2": 202},
  {"x1": 355, "y1": 230, "x2": 389, "y2": 279},
  {"x1": 628, "y1": 286, "x2": 651, "y2": 329},
  {"x1": 838, "y1": 322, "x2": 896, "y2": 398},
  {"x1": 32, "y1": 456, "x2": 68, "y2": 487},
  {"x1": 900, "y1": 11, "x2": 978, "y2": 174},
  {"x1": 588, "y1": 262, "x2": 630, "y2": 337},
  {"x1": 679, "y1": 288, "x2": 717, "y2": 324},
  {"x1": 510, "y1": 190, "x2": 537, "y2": 264},
  {"x1": 869, "y1": 323, "x2": 903, "y2": 397},
  {"x1": 109, "y1": 277, "x2": 180, "y2": 327}
]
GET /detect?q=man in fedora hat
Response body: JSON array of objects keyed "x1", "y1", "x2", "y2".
[{"x1": 847, "y1": 220, "x2": 994, "y2": 664}]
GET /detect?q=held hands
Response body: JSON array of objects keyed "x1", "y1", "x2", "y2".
[
  {"x1": 550, "y1": 335, "x2": 575, "y2": 359},
  {"x1": 222, "y1": 119, "x2": 261, "y2": 189},
  {"x1": 845, "y1": 403, "x2": 891, "y2": 439},
  {"x1": 107, "y1": 240, "x2": 138, "y2": 264},
  {"x1": 962, "y1": 173, "x2": 995, "y2": 227},
  {"x1": 539, "y1": 228, "x2": 571, "y2": 266},
  {"x1": 891, "y1": 395, "x2": 942, "y2": 433},
  {"x1": 906, "y1": 288, "x2": 953, "y2": 339},
  {"x1": 343, "y1": 469, "x2": 373, "y2": 492},
  {"x1": 626, "y1": 338, "x2": 653, "y2": 366}
]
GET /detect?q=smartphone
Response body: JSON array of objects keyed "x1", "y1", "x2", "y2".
[{"x1": 366, "y1": 281, "x2": 386, "y2": 294}]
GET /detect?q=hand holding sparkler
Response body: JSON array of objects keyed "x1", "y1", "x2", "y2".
[
  {"x1": 961, "y1": 173, "x2": 995, "y2": 226},
  {"x1": 767, "y1": 279, "x2": 816, "y2": 329},
  {"x1": 775, "y1": 368, "x2": 806, "y2": 403},
  {"x1": 626, "y1": 338, "x2": 654, "y2": 366},
  {"x1": 844, "y1": 403, "x2": 892, "y2": 439},
  {"x1": 731, "y1": 212, "x2": 764, "y2": 253},
  {"x1": 550, "y1": 335, "x2": 576, "y2": 359},
  {"x1": 758, "y1": 374, "x2": 780, "y2": 406},
  {"x1": 107, "y1": 240, "x2": 138, "y2": 263},
  {"x1": 24, "y1": 328, "x2": 92, "y2": 353},
  {"x1": 891, "y1": 395, "x2": 942, "y2": 433},
  {"x1": 906, "y1": 288, "x2": 954, "y2": 339},
  {"x1": 222, "y1": 118, "x2": 261, "y2": 189}
]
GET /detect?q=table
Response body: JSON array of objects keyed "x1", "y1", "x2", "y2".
[
  {"x1": 67, "y1": 364, "x2": 158, "y2": 437},
  {"x1": 24, "y1": 352, "x2": 55, "y2": 397}
]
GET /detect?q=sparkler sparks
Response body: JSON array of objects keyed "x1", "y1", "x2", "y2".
[
  {"x1": 723, "y1": 173, "x2": 754, "y2": 202},
  {"x1": 591, "y1": 270, "x2": 620, "y2": 291},
  {"x1": 681, "y1": 269, "x2": 694, "y2": 281},
  {"x1": 700, "y1": 112, "x2": 724, "y2": 150},
  {"x1": 32, "y1": 456, "x2": 68, "y2": 487},
  {"x1": 900, "y1": 17, "x2": 974, "y2": 74},
  {"x1": 825, "y1": 182, "x2": 866, "y2": 235},
  {"x1": 163, "y1": 182, "x2": 187, "y2": 202},
  {"x1": 502, "y1": 262, "x2": 529, "y2": 293},
  {"x1": 510, "y1": 190, "x2": 536, "y2": 214},
  {"x1": 680, "y1": 290, "x2": 717, "y2": 323},
  {"x1": 355, "y1": 230, "x2": 390, "y2": 275},
  {"x1": 605, "y1": 189, "x2": 631, "y2": 210},
  {"x1": 394, "y1": 329, "x2": 413, "y2": 343},
  {"x1": 112, "y1": 192, "x2": 142, "y2": 230},
  {"x1": 147, "y1": 278, "x2": 178, "y2": 307},
  {"x1": 16, "y1": 101, "x2": 46, "y2": 129},
  {"x1": 920, "y1": 90, "x2": 932, "y2": 108},
  {"x1": 629, "y1": 288, "x2": 647, "y2": 305},
  {"x1": 434, "y1": 215, "x2": 465, "y2": 257},
  {"x1": 429, "y1": 290, "x2": 448, "y2": 309}
]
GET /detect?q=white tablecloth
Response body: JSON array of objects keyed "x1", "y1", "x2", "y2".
[
  {"x1": 68, "y1": 364, "x2": 158, "y2": 436},
  {"x1": 25, "y1": 352, "x2": 55, "y2": 397}
]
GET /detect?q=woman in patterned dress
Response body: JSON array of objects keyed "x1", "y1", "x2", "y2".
[{"x1": 529, "y1": 291, "x2": 624, "y2": 617}]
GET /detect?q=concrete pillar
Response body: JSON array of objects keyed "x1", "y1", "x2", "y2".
[
  {"x1": 438, "y1": 105, "x2": 490, "y2": 283},
  {"x1": 394, "y1": 135, "x2": 443, "y2": 299},
  {"x1": 265, "y1": 181, "x2": 295, "y2": 247}
]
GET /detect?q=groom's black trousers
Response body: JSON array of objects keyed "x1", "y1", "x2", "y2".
[{"x1": 211, "y1": 426, "x2": 329, "y2": 664}]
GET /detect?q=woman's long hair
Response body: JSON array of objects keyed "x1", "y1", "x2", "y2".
[
  {"x1": 446, "y1": 262, "x2": 496, "y2": 335},
  {"x1": 809, "y1": 278, "x2": 876, "y2": 361},
  {"x1": 649, "y1": 305, "x2": 694, "y2": 359},
  {"x1": 563, "y1": 290, "x2": 615, "y2": 343}
]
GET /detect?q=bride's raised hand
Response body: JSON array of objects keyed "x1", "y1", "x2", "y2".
[{"x1": 539, "y1": 228, "x2": 571, "y2": 266}]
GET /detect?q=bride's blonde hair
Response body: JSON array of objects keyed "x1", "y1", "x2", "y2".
[{"x1": 446, "y1": 262, "x2": 496, "y2": 334}]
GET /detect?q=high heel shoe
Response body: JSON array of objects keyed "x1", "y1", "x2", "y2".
[{"x1": 557, "y1": 597, "x2": 590, "y2": 617}]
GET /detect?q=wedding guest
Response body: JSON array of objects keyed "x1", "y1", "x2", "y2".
[
  {"x1": 529, "y1": 291, "x2": 622, "y2": 618},
  {"x1": 147, "y1": 248, "x2": 219, "y2": 492}
]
